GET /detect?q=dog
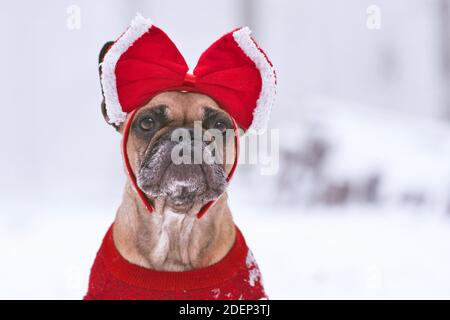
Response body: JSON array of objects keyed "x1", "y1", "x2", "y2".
[{"x1": 84, "y1": 14, "x2": 276, "y2": 300}]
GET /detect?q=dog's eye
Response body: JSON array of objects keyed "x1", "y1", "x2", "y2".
[
  {"x1": 214, "y1": 120, "x2": 228, "y2": 133},
  {"x1": 139, "y1": 117, "x2": 155, "y2": 131}
]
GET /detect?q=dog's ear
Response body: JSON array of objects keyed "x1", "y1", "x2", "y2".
[{"x1": 98, "y1": 41, "x2": 122, "y2": 132}]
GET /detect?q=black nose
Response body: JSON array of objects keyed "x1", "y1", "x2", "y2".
[
  {"x1": 167, "y1": 127, "x2": 205, "y2": 163},
  {"x1": 171, "y1": 127, "x2": 200, "y2": 143}
]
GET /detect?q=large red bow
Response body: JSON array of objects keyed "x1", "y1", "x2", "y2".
[{"x1": 101, "y1": 14, "x2": 276, "y2": 132}]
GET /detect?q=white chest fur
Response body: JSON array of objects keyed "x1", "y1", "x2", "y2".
[{"x1": 150, "y1": 210, "x2": 196, "y2": 269}]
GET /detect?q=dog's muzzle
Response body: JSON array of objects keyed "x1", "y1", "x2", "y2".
[{"x1": 137, "y1": 127, "x2": 227, "y2": 211}]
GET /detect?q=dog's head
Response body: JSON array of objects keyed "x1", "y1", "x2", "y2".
[{"x1": 99, "y1": 44, "x2": 237, "y2": 215}]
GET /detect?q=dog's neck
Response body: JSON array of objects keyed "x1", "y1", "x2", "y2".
[{"x1": 112, "y1": 182, "x2": 236, "y2": 271}]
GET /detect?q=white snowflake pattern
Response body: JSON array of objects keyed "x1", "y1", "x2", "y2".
[
  {"x1": 246, "y1": 250, "x2": 262, "y2": 287},
  {"x1": 211, "y1": 288, "x2": 221, "y2": 299}
]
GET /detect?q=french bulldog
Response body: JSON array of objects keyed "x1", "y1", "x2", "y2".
[
  {"x1": 106, "y1": 89, "x2": 238, "y2": 272},
  {"x1": 85, "y1": 18, "x2": 273, "y2": 299}
]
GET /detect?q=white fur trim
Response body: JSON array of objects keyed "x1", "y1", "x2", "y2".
[
  {"x1": 101, "y1": 13, "x2": 152, "y2": 125},
  {"x1": 232, "y1": 27, "x2": 277, "y2": 133}
]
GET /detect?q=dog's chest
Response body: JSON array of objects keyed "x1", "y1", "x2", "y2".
[{"x1": 148, "y1": 211, "x2": 196, "y2": 270}]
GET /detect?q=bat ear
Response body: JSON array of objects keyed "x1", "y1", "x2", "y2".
[
  {"x1": 99, "y1": 41, "x2": 114, "y2": 63},
  {"x1": 99, "y1": 41, "x2": 121, "y2": 132},
  {"x1": 101, "y1": 98, "x2": 122, "y2": 132},
  {"x1": 98, "y1": 41, "x2": 114, "y2": 96}
]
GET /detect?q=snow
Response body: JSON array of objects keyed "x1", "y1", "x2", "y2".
[
  {"x1": 299, "y1": 97, "x2": 450, "y2": 194},
  {"x1": 245, "y1": 250, "x2": 262, "y2": 287},
  {"x1": 257, "y1": 96, "x2": 450, "y2": 211},
  {"x1": 1, "y1": 204, "x2": 450, "y2": 299},
  {"x1": 211, "y1": 288, "x2": 220, "y2": 299},
  {"x1": 232, "y1": 204, "x2": 450, "y2": 300}
]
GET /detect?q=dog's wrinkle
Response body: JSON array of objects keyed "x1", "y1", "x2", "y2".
[
  {"x1": 139, "y1": 131, "x2": 172, "y2": 172},
  {"x1": 197, "y1": 166, "x2": 224, "y2": 203},
  {"x1": 137, "y1": 140, "x2": 173, "y2": 192},
  {"x1": 200, "y1": 161, "x2": 227, "y2": 193}
]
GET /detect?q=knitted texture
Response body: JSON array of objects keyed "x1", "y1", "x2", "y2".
[{"x1": 84, "y1": 225, "x2": 267, "y2": 300}]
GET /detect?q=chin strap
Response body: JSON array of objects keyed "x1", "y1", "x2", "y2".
[
  {"x1": 122, "y1": 108, "x2": 240, "y2": 219},
  {"x1": 122, "y1": 109, "x2": 155, "y2": 214},
  {"x1": 196, "y1": 117, "x2": 240, "y2": 219}
]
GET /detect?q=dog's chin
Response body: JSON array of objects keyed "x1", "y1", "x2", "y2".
[{"x1": 163, "y1": 198, "x2": 196, "y2": 215}]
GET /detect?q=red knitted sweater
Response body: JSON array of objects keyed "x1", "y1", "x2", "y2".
[{"x1": 84, "y1": 225, "x2": 267, "y2": 300}]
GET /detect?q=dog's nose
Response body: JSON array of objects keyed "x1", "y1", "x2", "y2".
[
  {"x1": 169, "y1": 127, "x2": 206, "y2": 164},
  {"x1": 171, "y1": 127, "x2": 201, "y2": 144}
]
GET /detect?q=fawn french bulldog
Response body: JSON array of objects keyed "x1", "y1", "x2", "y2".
[{"x1": 85, "y1": 14, "x2": 276, "y2": 300}]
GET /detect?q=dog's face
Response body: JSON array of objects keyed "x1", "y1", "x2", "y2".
[{"x1": 104, "y1": 91, "x2": 236, "y2": 215}]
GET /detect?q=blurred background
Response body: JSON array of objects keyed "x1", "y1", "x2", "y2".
[{"x1": 0, "y1": 0, "x2": 449, "y2": 299}]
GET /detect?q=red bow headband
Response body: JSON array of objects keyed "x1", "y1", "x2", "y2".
[
  {"x1": 100, "y1": 14, "x2": 276, "y2": 218},
  {"x1": 100, "y1": 14, "x2": 277, "y2": 132}
]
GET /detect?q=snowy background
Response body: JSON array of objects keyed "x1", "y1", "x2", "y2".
[{"x1": 1, "y1": 0, "x2": 450, "y2": 299}]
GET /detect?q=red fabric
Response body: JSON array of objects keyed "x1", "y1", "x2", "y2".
[
  {"x1": 84, "y1": 225, "x2": 267, "y2": 300},
  {"x1": 114, "y1": 26, "x2": 263, "y2": 130}
]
